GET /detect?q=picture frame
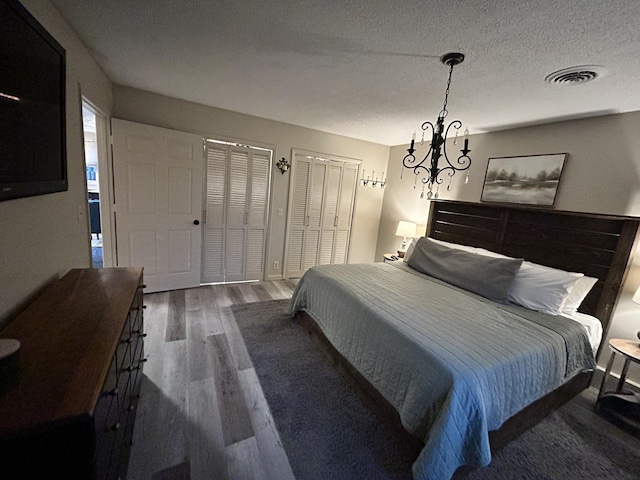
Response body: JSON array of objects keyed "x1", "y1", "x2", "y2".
[{"x1": 480, "y1": 153, "x2": 567, "y2": 206}]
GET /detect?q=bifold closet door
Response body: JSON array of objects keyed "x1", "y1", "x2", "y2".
[
  {"x1": 245, "y1": 151, "x2": 270, "y2": 281},
  {"x1": 334, "y1": 162, "x2": 358, "y2": 263},
  {"x1": 202, "y1": 143, "x2": 226, "y2": 283},
  {"x1": 285, "y1": 154, "x2": 359, "y2": 277},
  {"x1": 202, "y1": 142, "x2": 270, "y2": 283},
  {"x1": 318, "y1": 161, "x2": 342, "y2": 265},
  {"x1": 286, "y1": 156, "x2": 328, "y2": 277},
  {"x1": 285, "y1": 157, "x2": 311, "y2": 278},
  {"x1": 224, "y1": 149, "x2": 249, "y2": 282}
]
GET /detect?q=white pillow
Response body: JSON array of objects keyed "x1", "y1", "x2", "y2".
[
  {"x1": 403, "y1": 237, "x2": 420, "y2": 262},
  {"x1": 562, "y1": 276, "x2": 598, "y2": 314},
  {"x1": 508, "y1": 261, "x2": 583, "y2": 315}
]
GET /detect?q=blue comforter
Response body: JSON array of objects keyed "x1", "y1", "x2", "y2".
[{"x1": 288, "y1": 262, "x2": 595, "y2": 479}]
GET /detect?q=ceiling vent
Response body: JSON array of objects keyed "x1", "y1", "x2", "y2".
[{"x1": 545, "y1": 65, "x2": 606, "y2": 85}]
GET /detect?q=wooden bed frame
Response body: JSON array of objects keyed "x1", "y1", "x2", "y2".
[{"x1": 295, "y1": 200, "x2": 639, "y2": 477}]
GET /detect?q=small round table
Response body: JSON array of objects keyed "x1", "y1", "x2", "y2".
[
  {"x1": 383, "y1": 253, "x2": 400, "y2": 263},
  {"x1": 597, "y1": 338, "x2": 640, "y2": 402}
]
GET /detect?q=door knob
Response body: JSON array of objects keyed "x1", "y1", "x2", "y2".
[{"x1": 193, "y1": 220, "x2": 200, "y2": 225}]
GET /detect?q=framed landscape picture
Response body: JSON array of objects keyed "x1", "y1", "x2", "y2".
[{"x1": 480, "y1": 153, "x2": 567, "y2": 206}]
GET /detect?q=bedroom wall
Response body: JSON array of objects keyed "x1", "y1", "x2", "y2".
[
  {"x1": 111, "y1": 85, "x2": 390, "y2": 279},
  {"x1": 376, "y1": 111, "x2": 640, "y2": 384},
  {"x1": 0, "y1": 0, "x2": 113, "y2": 326}
]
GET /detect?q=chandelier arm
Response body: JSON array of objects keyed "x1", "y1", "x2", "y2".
[
  {"x1": 420, "y1": 121, "x2": 435, "y2": 157},
  {"x1": 442, "y1": 120, "x2": 472, "y2": 172},
  {"x1": 403, "y1": 121, "x2": 435, "y2": 172}
]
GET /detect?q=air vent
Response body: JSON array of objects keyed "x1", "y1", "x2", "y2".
[{"x1": 545, "y1": 66, "x2": 606, "y2": 85}]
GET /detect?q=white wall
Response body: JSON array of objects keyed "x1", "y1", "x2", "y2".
[
  {"x1": 111, "y1": 86, "x2": 390, "y2": 279},
  {"x1": 0, "y1": 0, "x2": 113, "y2": 326},
  {"x1": 377, "y1": 111, "x2": 640, "y2": 382}
]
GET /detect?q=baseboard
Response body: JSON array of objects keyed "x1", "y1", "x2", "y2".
[
  {"x1": 264, "y1": 273, "x2": 284, "y2": 281},
  {"x1": 591, "y1": 366, "x2": 640, "y2": 394}
]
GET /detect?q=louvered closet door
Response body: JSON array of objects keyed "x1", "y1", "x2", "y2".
[
  {"x1": 286, "y1": 153, "x2": 359, "y2": 277},
  {"x1": 202, "y1": 142, "x2": 271, "y2": 283},
  {"x1": 334, "y1": 162, "x2": 358, "y2": 264},
  {"x1": 225, "y1": 148, "x2": 249, "y2": 282},
  {"x1": 286, "y1": 157, "x2": 312, "y2": 278},
  {"x1": 318, "y1": 161, "x2": 342, "y2": 265},
  {"x1": 202, "y1": 142, "x2": 227, "y2": 283},
  {"x1": 304, "y1": 159, "x2": 327, "y2": 270},
  {"x1": 246, "y1": 151, "x2": 270, "y2": 281}
]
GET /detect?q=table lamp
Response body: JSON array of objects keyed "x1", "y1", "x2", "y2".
[{"x1": 395, "y1": 221, "x2": 417, "y2": 258}]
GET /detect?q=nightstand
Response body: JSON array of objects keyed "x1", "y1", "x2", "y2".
[
  {"x1": 598, "y1": 338, "x2": 640, "y2": 400},
  {"x1": 597, "y1": 338, "x2": 640, "y2": 430},
  {"x1": 383, "y1": 253, "x2": 400, "y2": 263}
]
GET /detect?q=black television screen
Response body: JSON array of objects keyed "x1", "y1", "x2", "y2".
[{"x1": 0, "y1": 0, "x2": 66, "y2": 202}]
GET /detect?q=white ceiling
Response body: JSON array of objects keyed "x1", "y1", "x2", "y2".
[{"x1": 51, "y1": 0, "x2": 640, "y2": 146}]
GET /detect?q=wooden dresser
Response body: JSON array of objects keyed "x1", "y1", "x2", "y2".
[{"x1": 0, "y1": 268, "x2": 145, "y2": 479}]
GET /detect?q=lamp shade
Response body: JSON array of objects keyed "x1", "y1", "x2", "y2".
[
  {"x1": 395, "y1": 221, "x2": 417, "y2": 238},
  {"x1": 632, "y1": 286, "x2": 640, "y2": 305}
]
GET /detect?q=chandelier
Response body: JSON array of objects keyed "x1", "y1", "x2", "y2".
[{"x1": 402, "y1": 52, "x2": 472, "y2": 199}]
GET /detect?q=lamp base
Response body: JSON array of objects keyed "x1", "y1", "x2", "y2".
[{"x1": 397, "y1": 249, "x2": 406, "y2": 258}]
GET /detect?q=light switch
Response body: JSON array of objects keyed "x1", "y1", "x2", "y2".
[{"x1": 277, "y1": 207, "x2": 283, "y2": 216}]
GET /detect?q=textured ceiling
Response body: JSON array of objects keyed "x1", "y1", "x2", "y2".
[{"x1": 50, "y1": 0, "x2": 640, "y2": 146}]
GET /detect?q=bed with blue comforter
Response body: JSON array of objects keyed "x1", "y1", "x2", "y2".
[{"x1": 288, "y1": 261, "x2": 595, "y2": 480}]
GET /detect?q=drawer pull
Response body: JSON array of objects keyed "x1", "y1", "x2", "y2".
[
  {"x1": 107, "y1": 422, "x2": 120, "y2": 432},
  {"x1": 121, "y1": 337, "x2": 133, "y2": 345}
]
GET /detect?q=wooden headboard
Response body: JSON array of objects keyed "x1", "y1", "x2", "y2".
[{"x1": 427, "y1": 200, "x2": 639, "y2": 336}]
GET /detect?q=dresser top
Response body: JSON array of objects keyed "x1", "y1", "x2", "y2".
[{"x1": 0, "y1": 268, "x2": 143, "y2": 438}]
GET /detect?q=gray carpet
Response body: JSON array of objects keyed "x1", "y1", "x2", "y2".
[{"x1": 232, "y1": 299, "x2": 640, "y2": 480}]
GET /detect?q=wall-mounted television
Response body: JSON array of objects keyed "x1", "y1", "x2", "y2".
[{"x1": 0, "y1": 0, "x2": 66, "y2": 202}]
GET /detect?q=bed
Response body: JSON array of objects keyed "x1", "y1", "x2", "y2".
[{"x1": 288, "y1": 200, "x2": 639, "y2": 480}]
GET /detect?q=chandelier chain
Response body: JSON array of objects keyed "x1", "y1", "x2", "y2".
[{"x1": 441, "y1": 63, "x2": 455, "y2": 116}]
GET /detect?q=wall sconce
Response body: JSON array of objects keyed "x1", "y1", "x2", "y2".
[
  {"x1": 360, "y1": 170, "x2": 386, "y2": 188},
  {"x1": 276, "y1": 157, "x2": 290, "y2": 174}
]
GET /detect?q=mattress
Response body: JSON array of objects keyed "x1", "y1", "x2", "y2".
[{"x1": 288, "y1": 262, "x2": 596, "y2": 479}]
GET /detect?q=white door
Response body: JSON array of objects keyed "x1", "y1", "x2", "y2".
[{"x1": 112, "y1": 119, "x2": 204, "y2": 292}]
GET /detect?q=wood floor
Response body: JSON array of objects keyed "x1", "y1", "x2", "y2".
[
  {"x1": 127, "y1": 280, "x2": 640, "y2": 480},
  {"x1": 127, "y1": 280, "x2": 299, "y2": 480}
]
